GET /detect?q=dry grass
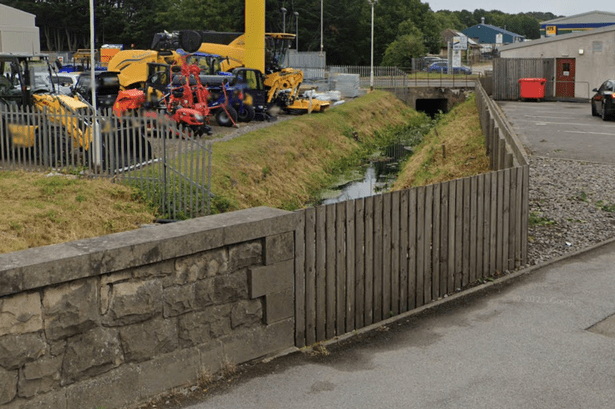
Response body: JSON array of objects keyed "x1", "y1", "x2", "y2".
[
  {"x1": 210, "y1": 90, "x2": 419, "y2": 212},
  {"x1": 392, "y1": 93, "x2": 490, "y2": 190},
  {"x1": 0, "y1": 172, "x2": 156, "y2": 254}
]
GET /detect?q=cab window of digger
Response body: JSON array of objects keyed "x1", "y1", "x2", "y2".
[{"x1": 0, "y1": 62, "x2": 12, "y2": 95}]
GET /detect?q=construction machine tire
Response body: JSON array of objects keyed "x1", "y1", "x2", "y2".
[
  {"x1": 215, "y1": 106, "x2": 238, "y2": 127},
  {"x1": 236, "y1": 104, "x2": 255, "y2": 123}
]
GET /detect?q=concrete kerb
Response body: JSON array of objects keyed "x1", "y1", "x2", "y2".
[{"x1": 287, "y1": 235, "x2": 615, "y2": 354}]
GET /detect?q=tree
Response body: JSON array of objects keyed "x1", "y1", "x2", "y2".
[{"x1": 381, "y1": 33, "x2": 425, "y2": 67}]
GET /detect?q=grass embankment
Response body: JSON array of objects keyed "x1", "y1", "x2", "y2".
[
  {"x1": 0, "y1": 173, "x2": 155, "y2": 254},
  {"x1": 392, "y1": 93, "x2": 490, "y2": 190},
  {"x1": 210, "y1": 90, "x2": 419, "y2": 213}
]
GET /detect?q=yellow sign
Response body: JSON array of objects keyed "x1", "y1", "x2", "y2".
[{"x1": 546, "y1": 26, "x2": 557, "y2": 36}]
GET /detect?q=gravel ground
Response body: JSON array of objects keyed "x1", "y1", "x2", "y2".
[{"x1": 528, "y1": 156, "x2": 615, "y2": 265}]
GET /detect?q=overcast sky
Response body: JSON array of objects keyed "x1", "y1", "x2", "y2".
[{"x1": 425, "y1": 0, "x2": 614, "y2": 18}]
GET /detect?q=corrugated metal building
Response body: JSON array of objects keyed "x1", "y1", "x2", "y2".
[
  {"x1": 0, "y1": 4, "x2": 40, "y2": 53},
  {"x1": 498, "y1": 24, "x2": 615, "y2": 99},
  {"x1": 541, "y1": 11, "x2": 615, "y2": 37},
  {"x1": 463, "y1": 17, "x2": 525, "y2": 46}
]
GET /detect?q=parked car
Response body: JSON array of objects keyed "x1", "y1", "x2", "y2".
[
  {"x1": 421, "y1": 56, "x2": 446, "y2": 70},
  {"x1": 426, "y1": 61, "x2": 472, "y2": 75},
  {"x1": 591, "y1": 79, "x2": 615, "y2": 121},
  {"x1": 51, "y1": 72, "x2": 81, "y2": 95}
]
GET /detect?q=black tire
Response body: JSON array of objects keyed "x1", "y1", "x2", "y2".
[
  {"x1": 215, "y1": 106, "x2": 238, "y2": 127},
  {"x1": 591, "y1": 102, "x2": 598, "y2": 117},
  {"x1": 236, "y1": 104, "x2": 255, "y2": 123},
  {"x1": 602, "y1": 102, "x2": 609, "y2": 121}
]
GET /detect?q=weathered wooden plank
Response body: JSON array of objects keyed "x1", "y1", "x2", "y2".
[
  {"x1": 294, "y1": 210, "x2": 307, "y2": 348},
  {"x1": 408, "y1": 189, "x2": 417, "y2": 309},
  {"x1": 469, "y1": 176, "x2": 478, "y2": 284},
  {"x1": 424, "y1": 185, "x2": 433, "y2": 303},
  {"x1": 503, "y1": 169, "x2": 511, "y2": 271},
  {"x1": 302, "y1": 209, "x2": 314, "y2": 346},
  {"x1": 355, "y1": 199, "x2": 365, "y2": 329},
  {"x1": 490, "y1": 171, "x2": 498, "y2": 274},
  {"x1": 373, "y1": 194, "x2": 383, "y2": 322},
  {"x1": 515, "y1": 166, "x2": 523, "y2": 269},
  {"x1": 315, "y1": 205, "x2": 327, "y2": 342},
  {"x1": 455, "y1": 179, "x2": 463, "y2": 290},
  {"x1": 508, "y1": 168, "x2": 517, "y2": 271},
  {"x1": 336, "y1": 202, "x2": 346, "y2": 335},
  {"x1": 447, "y1": 181, "x2": 456, "y2": 294},
  {"x1": 439, "y1": 182, "x2": 449, "y2": 297},
  {"x1": 497, "y1": 170, "x2": 505, "y2": 272},
  {"x1": 483, "y1": 173, "x2": 492, "y2": 277},
  {"x1": 476, "y1": 174, "x2": 485, "y2": 279},
  {"x1": 364, "y1": 196, "x2": 374, "y2": 325},
  {"x1": 416, "y1": 187, "x2": 425, "y2": 307},
  {"x1": 325, "y1": 204, "x2": 336, "y2": 339},
  {"x1": 432, "y1": 183, "x2": 440, "y2": 301},
  {"x1": 382, "y1": 192, "x2": 392, "y2": 317},
  {"x1": 399, "y1": 190, "x2": 409, "y2": 312},
  {"x1": 346, "y1": 199, "x2": 356, "y2": 332},
  {"x1": 462, "y1": 178, "x2": 471, "y2": 287},
  {"x1": 522, "y1": 165, "x2": 529, "y2": 265},
  {"x1": 391, "y1": 191, "x2": 400, "y2": 315}
]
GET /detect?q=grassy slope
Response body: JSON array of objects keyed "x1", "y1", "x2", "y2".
[
  {"x1": 0, "y1": 172, "x2": 155, "y2": 254},
  {"x1": 392, "y1": 94, "x2": 490, "y2": 190},
  {"x1": 210, "y1": 90, "x2": 419, "y2": 212}
]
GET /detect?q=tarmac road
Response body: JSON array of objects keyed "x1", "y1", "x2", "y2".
[
  {"x1": 177, "y1": 240, "x2": 615, "y2": 409},
  {"x1": 498, "y1": 100, "x2": 615, "y2": 164}
]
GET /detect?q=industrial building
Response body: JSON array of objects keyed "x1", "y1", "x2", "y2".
[
  {"x1": 0, "y1": 4, "x2": 40, "y2": 53},
  {"x1": 540, "y1": 10, "x2": 615, "y2": 37},
  {"x1": 498, "y1": 24, "x2": 615, "y2": 99},
  {"x1": 463, "y1": 17, "x2": 525, "y2": 47}
]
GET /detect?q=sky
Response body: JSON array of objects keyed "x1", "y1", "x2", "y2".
[{"x1": 425, "y1": 0, "x2": 614, "y2": 18}]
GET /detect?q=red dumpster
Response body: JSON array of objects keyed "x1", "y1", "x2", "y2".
[{"x1": 518, "y1": 78, "x2": 547, "y2": 101}]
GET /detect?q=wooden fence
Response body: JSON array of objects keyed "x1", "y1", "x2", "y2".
[
  {"x1": 492, "y1": 58, "x2": 555, "y2": 101},
  {"x1": 293, "y1": 81, "x2": 529, "y2": 347}
]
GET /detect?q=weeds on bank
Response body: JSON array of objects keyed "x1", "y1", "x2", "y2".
[{"x1": 529, "y1": 211, "x2": 556, "y2": 227}]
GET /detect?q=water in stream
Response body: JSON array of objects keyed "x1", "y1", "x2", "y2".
[{"x1": 319, "y1": 149, "x2": 406, "y2": 205}]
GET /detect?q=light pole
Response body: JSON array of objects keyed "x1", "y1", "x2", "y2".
[
  {"x1": 320, "y1": 0, "x2": 323, "y2": 55},
  {"x1": 294, "y1": 12, "x2": 299, "y2": 51},
  {"x1": 368, "y1": 0, "x2": 377, "y2": 91},
  {"x1": 281, "y1": 7, "x2": 287, "y2": 33}
]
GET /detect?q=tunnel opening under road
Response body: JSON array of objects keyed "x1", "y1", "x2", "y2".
[{"x1": 416, "y1": 98, "x2": 449, "y2": 118}]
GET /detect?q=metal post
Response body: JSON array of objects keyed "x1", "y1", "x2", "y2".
[
  {"x1": 320, "y1": 0, "x2": 324, "y2": 55},
  {"x1": 89, "y1": 0, "x2": 101, "y2": 168},
  {"x1": 281, "y1": 7, "x2": 287, "y2": 33},
  {"x1": 295, "y1": 12, "x2": 299, "y2": 51},
  {"x1": 368, "y1": 0, "x2": 377, "y2": 91}
]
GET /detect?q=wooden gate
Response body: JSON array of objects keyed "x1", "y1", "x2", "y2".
[{"x1": 493, "y1": 58, "x2": 554, "y2": 100}]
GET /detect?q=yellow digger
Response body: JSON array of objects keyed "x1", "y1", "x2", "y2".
[
  {"x1": 197, "y1": 31, "x2": 330, "y2": 114},
  {"x1": 0, "y1": 53, "x2": 152, "y2": 169}
]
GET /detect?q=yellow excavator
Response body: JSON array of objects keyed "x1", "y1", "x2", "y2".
[
  {"x1": 0, "y1": 53, "x2": 152, "y2": 169},
  {"x1": 196, "y1": 31, "x2": 329, "y2": 114}
]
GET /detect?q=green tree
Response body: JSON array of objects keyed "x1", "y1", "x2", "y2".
[{"x1": 381, "y1": 32, "x2": 425, "y2": 67}]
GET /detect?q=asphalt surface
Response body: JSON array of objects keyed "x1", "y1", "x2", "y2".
[
  {"x1": 166, "y1": 98, "x2": 615, "y2": 409},
  {"x1": 179, "y1": 240, "x2": 615, "y2": 409},
  {"x1": 498, "y1": 100, "x2": 615, "y2": 164}
]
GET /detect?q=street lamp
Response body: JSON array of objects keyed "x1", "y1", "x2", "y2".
[
  {"x1": 281, "y1": 7, "x2": 287, "y2": 33},
  {"x1": 294, "y1": 12, "x2": 299, "y2": 51},
  {"x1": 368, "y1": 0, "x2": 377, "y2": 91},
  {"x1": 320, "y1": 0, "x2": 323, "y2": 55}
]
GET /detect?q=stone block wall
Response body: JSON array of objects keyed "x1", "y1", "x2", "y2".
[{"x1": 0, "y1": 207, "x2": 297, "y2": 409}]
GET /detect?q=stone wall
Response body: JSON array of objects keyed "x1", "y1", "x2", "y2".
[{"x1": 0, "y1": 207, "x2": 297, "y2": 409}]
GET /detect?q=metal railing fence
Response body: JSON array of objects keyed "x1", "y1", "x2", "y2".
[{"x1": 0, "y1": 104, "x2": 213, "y2": 220}]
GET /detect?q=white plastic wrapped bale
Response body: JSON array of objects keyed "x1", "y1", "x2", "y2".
[{"x1": 331, "y1": 73, "x2": 360, "y2": 98}]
